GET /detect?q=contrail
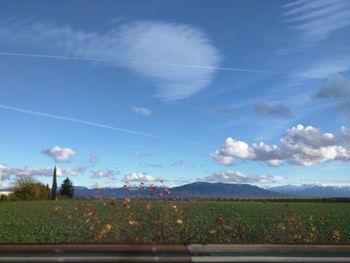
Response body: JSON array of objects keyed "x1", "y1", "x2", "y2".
[
  {"x1": 0, "y1": 104, "x2": 162, "y2": 139},
  {"x1": 0, "y1": 51, "x2": 282, "y2": 74},
  {"x1": 0, "y1": 104, "x2": 216, "y2": 148}
]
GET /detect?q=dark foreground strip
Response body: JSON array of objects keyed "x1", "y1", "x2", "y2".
[{"x1": 0, "y1": 244, "x2": 350, "y2": 262}]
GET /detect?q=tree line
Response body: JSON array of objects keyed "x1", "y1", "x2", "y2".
[{"x1": 0, "y1": 166, "x2": 75, "y2": 201}]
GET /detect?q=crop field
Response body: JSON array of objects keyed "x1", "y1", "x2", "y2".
[{"x1": 0, "y1": 200, "x2": 349, "y2": 243}]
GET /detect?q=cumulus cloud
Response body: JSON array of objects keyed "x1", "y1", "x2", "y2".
[
  {"x1": 133, "y1": 106, "x2": 152, "y2": 117},
  {"x1": 0, "y1": 19, "x2": 221, "y2": 101},
  {"x1": 316, "y1": 74, "x2": 350, "y2": 117},
  {"x1": 91, "y1": 169, "x2": 119, "y2": 180},
  {"x1": 124, "y1": 172, "x2": 156, "y2": 182},
  {"x1": 0, "y1": 165, "x2": 85, "y2": 180},
  {"x1": 211, "y1": 124, "x2": 350, "y2": 167},
  {"x1": 210, "y1": 138, "x2": 255, "y2": 165},
  {"x1": 171, "y1": 160, "x2": 185, "y2": 167},
  {"x1": 253, "y1": 102, "x2": 292, "y2": 118},
  {"x1": 210, "y1": 154, "x2": 235, "y2": 166},
  {"x1": 205, "y1": 170, "x2": 283, "y2": 184},
  {"x1": 42, "y1": 146, "x2": 76, "y2": 163},
  {"x1": 279, "y1": 125, "x2": 342, "y2": 166}
]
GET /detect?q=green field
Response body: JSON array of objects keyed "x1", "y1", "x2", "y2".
[{"x1": 0, "y1": 200, "x2": 349, "y2": 243}]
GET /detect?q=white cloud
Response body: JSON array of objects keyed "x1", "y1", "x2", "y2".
[
  {"x1": 0, "y1": 19, "x2": 221, "y2": 101},
  {"x1": 212, "y1": 124, "x2": 350, "y2": 167},
  {"x1": 113, "y1": 21, "x2": 221, "y2": 100},
  {"x1": 205, "y1": 170, "x2": 283, "y2": 185},
  {"x1": 210, "y1": 137, "x2": 255, "y2": 166},
  {"x1": 133, "y1": 106, "x2": 152, "y2": 117},
  {"x1": 91, "y1": 169, "x2": 119, "y2": 180},
  {"x1": 42, "y1": 146, "x2": 76, "y2": 163},
  {"x1": 251, "y1": 143, "x2": 283, "y2": 165},
  {"x1": 56, "y1": 167, "x2": 85, "y2": 177},
  {"x1": 210, "y1": 153, "x2": 235, "y2": 166},
  {"x1": 0, "y1": 165, "x2": 85, "y2": 180},
  {"x1": 280, "y1": 125, "x2": 340, "y2": 166},
  {"x1": 266, "y1": 159, "x2": 283, "y2": 166},
  {"x1": 124, "y1": 172, "x2": 156, "y2": 182}
]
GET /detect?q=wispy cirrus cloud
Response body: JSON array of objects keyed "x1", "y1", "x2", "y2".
[
  {"x1": 0, "y1": 19, "x2": 283, "y2": 100},
  {"x1": 0, "y1": 19, "x2": 222, "y2": 101},
  {"x1": 298, "y1": 56, "x2": 350, "y2": 80},
  {"x1": 283, "y1": 0, "x2": 350, "y2": 43}
]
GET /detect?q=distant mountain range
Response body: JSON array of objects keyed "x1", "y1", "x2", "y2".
[
  {"x1": 268, "y1": 184, "x2": 350, "y2": 198},
  {"x1": 67, "y1": 183, "x2": 286, "y2": 199},
  {"x1": 64, "y1": 182, "x2": 350, "y2": 199},
  {"x1": 3, "y1": 182, "x2": 350, "y2": 198},
  {"x1": 171, "y1": 182, "x2": 283, "y2": 198}
]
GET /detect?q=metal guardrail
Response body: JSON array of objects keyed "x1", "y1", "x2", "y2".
[{"x1": 0, "y1": 243, "x2": 350, "y2": 262}]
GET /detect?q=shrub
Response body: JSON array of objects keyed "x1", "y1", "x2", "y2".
[{"x1": 13, "y1": 175, "x2": 50, "y2": 201}]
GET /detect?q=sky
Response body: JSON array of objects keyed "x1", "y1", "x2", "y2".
[{"x1": 0, "y1": 0, "x2": 350, "y2": 188}]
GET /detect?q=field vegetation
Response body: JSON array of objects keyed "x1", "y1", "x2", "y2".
[{"x1": 0, "y1": 199, "x2": 348, "y2": 243}]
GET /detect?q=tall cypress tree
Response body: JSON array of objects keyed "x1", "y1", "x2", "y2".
[{"x1": 51, "y1": 166, "x2": 57, "y2": 200}]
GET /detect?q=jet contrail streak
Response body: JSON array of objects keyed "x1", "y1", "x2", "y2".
[
  {"x1": 0, "y1": 104, "x2": 162, "y2": 139},
  {"x1": 0, "y1": 51, "x2": 283, "y2": 74}
]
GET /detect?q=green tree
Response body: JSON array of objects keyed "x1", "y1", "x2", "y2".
[
  {"x1": 51, "y1": 166, "x2": 57, "y2": 200},
  {"x1": 13, "y1": 175, "x2": 50, "y2": 201},
  {"x1": 60, "y1": 177, "x2": 74, "y2": 198},
  {"x1": 46, "y1": 184, "x2": 50, "y2": 199},
  {"x1": 0, "y1": 194, "x2": 8, "y2": 201}
]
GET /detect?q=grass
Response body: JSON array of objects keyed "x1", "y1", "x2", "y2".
[{"x1": 0, "y1": 200, "x2": 349, "y2": 243}]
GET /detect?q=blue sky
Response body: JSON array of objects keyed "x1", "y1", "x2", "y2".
[{"x1": 0, "y1": 0, "x2": 350, "y2": 188}]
